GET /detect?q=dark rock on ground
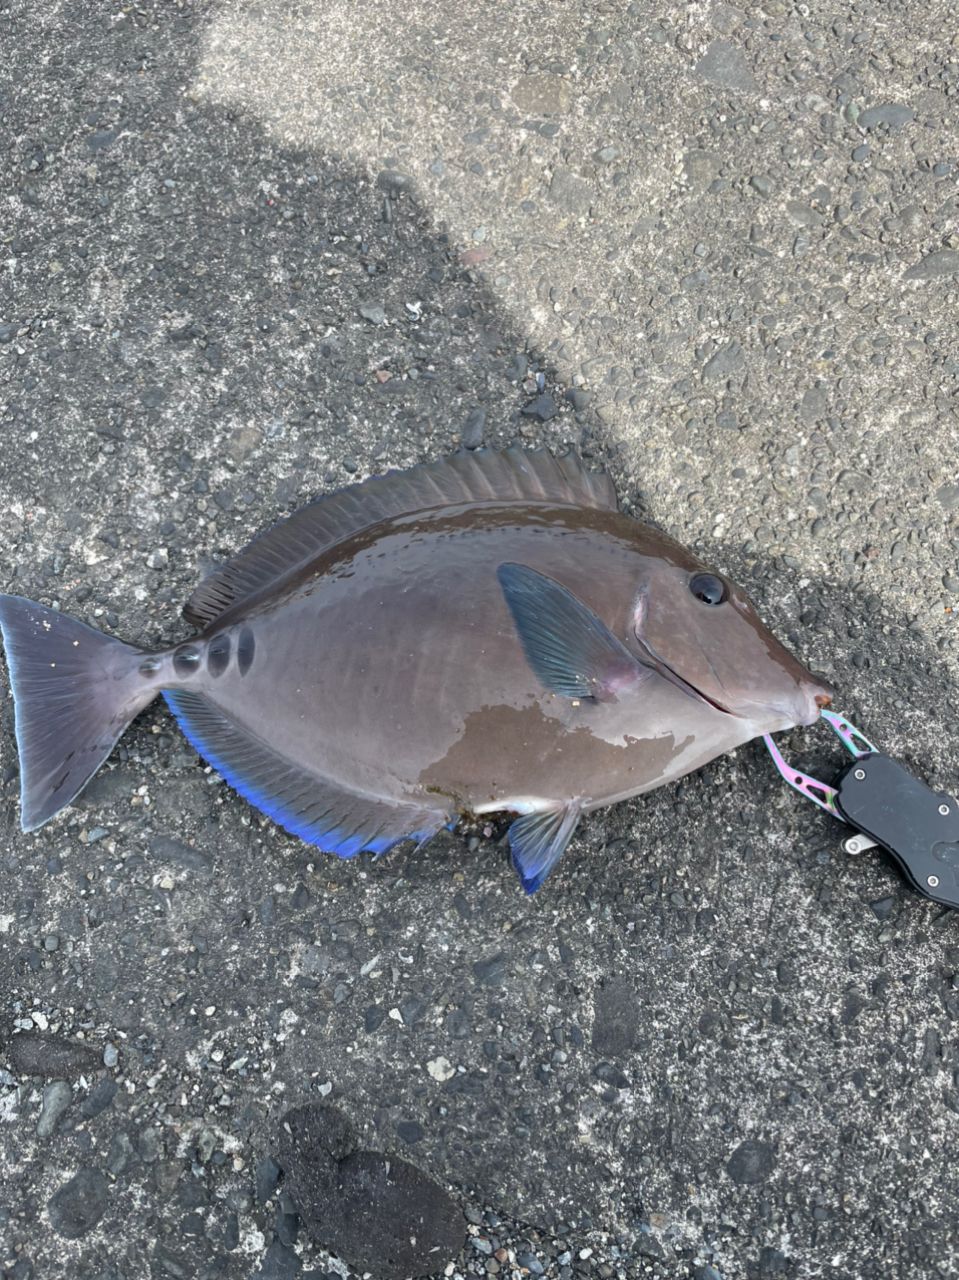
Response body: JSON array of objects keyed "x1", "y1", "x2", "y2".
[
  {"x1": 252, "y1": 1240, "x2": 301, "y2": 1279},
  {"x1": 521, "y1": 393, "x2": 558, "y2": 421},
  {"x1": 591, "y1": 978, "x2": 640, "y2": 1057},
  {"x1": 461, "y1": 406, "x2": 487, "y2": 449},
  {"x1": 548, "y1": 169, "x2": 592, "y2": 216},
  {"x1": 858, "y1": 103, "x2": 916, "y2": 131},
  {"x1": 7, "y1": 1032, "x2": 103, "y2": 1079},
  {"x1": 148, "y1": 833, "x2": 214, "y2": 876},
  {"x1": 727, "y1": 1140, "x2": 777, "y2": 1186},
  {"x1": 80, "y1": 1079, "x2": 117, "y2": 1119},
  {"x1": 46, "y1": 1168, "x2": 110, "y2": 1239},
  {"x1": 276, "y1": 1104, "x2": 465, "y2": 1280},
  {"x1": 565, "y1": 387, "x2": 592, "y2": 412},
  {"x1": 903, "y1": 249, "x2": 959, "y2": 280},
  {"x1": 376, "y1": 169, "x2": 414, "y2": 196},
  {"x1": 36, "y1": 1080, "x2": 73, "y2": 1137},
  {"x1": 256, "y1": 1155, "x2": 283, "y2": 1205},
  {"x1": 694, "y1": 40, "x2": 758, "y2": 93},
  {"x1": 703, "y1": 341, "x2": 744, "y2": 382}
]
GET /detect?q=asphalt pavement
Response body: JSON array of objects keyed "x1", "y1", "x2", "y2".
[{"x1": 1, "y1": 2, "x2": 958, "y2": 1278}]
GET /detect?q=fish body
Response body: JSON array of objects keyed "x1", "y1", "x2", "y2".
[{"x1": 0, "y1": 449, "x2": 830, "y2": 892}]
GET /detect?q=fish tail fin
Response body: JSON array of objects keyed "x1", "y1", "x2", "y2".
[{"x1": 0, "y1": 595, "x2": 158, "y2": 831}]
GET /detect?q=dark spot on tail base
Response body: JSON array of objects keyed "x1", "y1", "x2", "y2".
[
  {"x1": 207, "y1": 633, "x2": 231, "y2": 678},
  {"x1": 174, "y1": 645, "x2": 202, "y2": 678},
  {"x1": 237, "y1": 627, "x2": 255, "y2": 676}
]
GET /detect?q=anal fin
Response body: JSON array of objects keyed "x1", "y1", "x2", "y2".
[
  {"x1": 507, "y1": 802, "x2": 583, "y2": 894},
  {"x1": 163, "y1": 689, "x2": 448, "y2": 858}
]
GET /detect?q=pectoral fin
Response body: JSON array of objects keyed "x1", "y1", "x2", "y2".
[
  {"x1": 497, "y1": 563, "x2": 644, "y2": 701},
  {"x1": 507, "y1": 802, "x2": 583, "y2": 894}
]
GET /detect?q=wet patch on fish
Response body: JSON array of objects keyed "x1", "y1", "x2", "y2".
[{"x1": 420, "y1": 702, "x2": 678, "y2": 810}]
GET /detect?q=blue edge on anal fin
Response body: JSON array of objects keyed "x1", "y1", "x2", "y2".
[
  {"x1": 163, "y1": 689, "x2": 442, "y2": 860},
  {"x1": 508, "y1": 803, "x2": 583, "y2": 895}
]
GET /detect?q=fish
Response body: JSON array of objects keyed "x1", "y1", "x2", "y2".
[{"x1": 0, "y1": 447, "x2": 831, "y2": 893}]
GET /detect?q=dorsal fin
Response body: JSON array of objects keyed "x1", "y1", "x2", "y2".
[{"x1": 183, "y1": 447, "x2": 618, "y2": 629}]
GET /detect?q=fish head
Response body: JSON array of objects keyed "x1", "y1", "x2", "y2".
[{"x1": 631, "y1": 558, "x2": 832, "y2": 729}]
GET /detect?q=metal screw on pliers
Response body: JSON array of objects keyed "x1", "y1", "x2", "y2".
[
  {"x1": 854, "y1": 768, "x2": 866, "y2": 780},
  {"x1": 928, "y1": 875, "x2": 940, "y2": 889},
  {"x1": 940, "y1": 804, "x2": 950, "y2": 816}
]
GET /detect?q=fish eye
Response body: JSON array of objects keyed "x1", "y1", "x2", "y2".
[{"x1": 689, "y1": 572, "x2": 727, "y2": 606}]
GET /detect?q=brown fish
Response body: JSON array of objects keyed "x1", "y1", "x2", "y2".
[{"x1": 0, "y1": 448, "x2": 830, "y2": 891}]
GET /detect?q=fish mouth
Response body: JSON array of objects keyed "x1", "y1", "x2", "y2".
[{"x1": 633, "y1": 634, "x2": 735, "y2": 717}]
